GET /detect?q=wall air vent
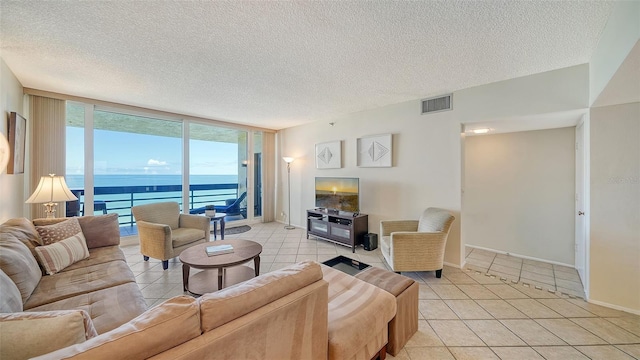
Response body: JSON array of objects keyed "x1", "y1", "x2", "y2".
[{"x1": 421, "y1": 94, "x2": 452, "y2": 114}]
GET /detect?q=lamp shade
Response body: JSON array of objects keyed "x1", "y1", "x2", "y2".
[
  {"x1": 282, "y1": 157, "x2": 295, "y2": 163},
  {"x1": 26, "y1": 174, "x2": 78, "y2": 204}
]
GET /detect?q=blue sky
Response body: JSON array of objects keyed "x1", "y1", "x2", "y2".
[{"x1": 66, "y1": 127, "x2": 239, "y2": 176}]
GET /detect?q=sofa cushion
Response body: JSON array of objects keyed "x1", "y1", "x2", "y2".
[
  {"x1": 35, "y1": 232, "x2": 90, "y2": 275},
  {"x1": 28, "y1": 282, "x2": 147, "y2": 334},
  {"x1": 0, "y1": 310, "x2": 97, "y2": 360},
  {"x1": 63, "y1": 246, "x2": 127, "y2": 272},
  {"x1": 24, "y1": 260, "x2": 136, "y2": 310},
  {"x1": 354, "y1": 266, "x2": 415, "y2": 297},
  {"x1": 35, "y1": 218, "x2": 83, "y2": 245},
  {"x1": 321, "y1": 265, "x2": 397, "y2": 360},
  {"x1": 417, "y1": 208, "x2": 454, "y2": 232},
  {"x1": 0, "y1": 218, "x2": 41, "y2": 257},
  {"x1": 77, "y1": 214, "x2": 121, "y2": 248},
  {"x1": 0, "y1": 233, "x2": 42, "y2": 302},
  {"x1": 0, "y1": 269, "x2": 22, "y2": 312},
  {"x1": 33, "y1": 214, "x2": 121, "y2": 249},
  {"x1": 171, "y1": 227, "x2": 206, "y2": 248},
  {"x1": 199, "y1": 260, "x2": 323, "y2": 332},
  {"x1": 132, "y1": 202, "x2": 180, "y2": 230},
  {"x1": 32, "y1": 296, "x2": 201, "y2": 360}
]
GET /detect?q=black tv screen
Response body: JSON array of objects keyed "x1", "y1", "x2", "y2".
[{"x1": 315, "y1": 177, "x2": 359, "y2": 213}]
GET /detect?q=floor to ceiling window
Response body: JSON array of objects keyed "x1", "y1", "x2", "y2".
[
  {"x1": 93, "y1": 109, "x2": 183, "y2": 226},
  {"x1": 253, "y1": 131, "x2": 263, "y2": 218},
  {"x1": 188, "y1": 122, "x2": 248, "y2": 221},
  {"x1": 65, "y1": 102, "x2": 85, "y2": 217},
  {"x1": 65, "y1": 102, "x2": 263, "y2": 229}
]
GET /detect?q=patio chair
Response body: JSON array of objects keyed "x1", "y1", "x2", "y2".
[
  {"x1": 214, "y1": 192, "x2": 247, "y2": 218},
  {"x1": 132, "y1": 202, "x2": 210, "y2": 270}
]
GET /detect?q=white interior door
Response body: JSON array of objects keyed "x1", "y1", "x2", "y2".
[{"x1": 575, "y1": 121, "x2": 586, "y2": 283}]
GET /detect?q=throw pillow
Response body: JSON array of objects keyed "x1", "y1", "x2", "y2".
[
  {"x1": 34, "y1": 232, "x2": 90, "y2": 275},
  {"x1": 35, "y1": 217, "x2": 83, "y2": 245},
  {"x1": 0, "y1": 269, "x2": 23, "y2": 312},
  {"x1": 78, "y1": 213, "x2": 120, "y2": 248},
  {"x1": 0, "y1": 233, "x2": 43, "y2": 302}
]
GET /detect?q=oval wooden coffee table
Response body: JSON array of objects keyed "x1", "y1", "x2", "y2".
[{"x1": 179, "y1": 239, "x2": 262, "y2": 295}]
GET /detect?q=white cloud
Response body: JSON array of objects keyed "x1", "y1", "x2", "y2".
[{"x1": 147, "y1": 159, "x2": 167, "y2": 166}]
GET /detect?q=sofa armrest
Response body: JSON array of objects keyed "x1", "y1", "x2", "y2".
[
  {"x1": 0, "y1": 310, "x2": 97, "y2": 360},
  {"x1": 136, "y1": 220, "x2": 173, "y2": 259},
  {"x1": 179, "y1": 213, "x2": 210, "y2": 234},
  {"x1": 380, "y1": 220, "x2": 418, "y2": 236},
  {"x1": 389, "y1": 231, "x2": 448, "y2": 271}
]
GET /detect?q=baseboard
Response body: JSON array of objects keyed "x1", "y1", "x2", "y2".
[
  {"x1": 588, "y1": 298, "x2": 640, "y2": 316},
  {"x1": 466, "y1": 244, "x2": 575, "y2": 268},
  {"x1": 276, "y1": 219, "x2": 301, "y2": 229},
  {"x1": 444, "y1": 261, "x2": 463, "y2": 269}
]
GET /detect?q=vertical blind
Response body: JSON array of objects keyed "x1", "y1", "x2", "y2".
[
  {"x1": 261, "y1": 132, "x2": 276, "y2": 222},
  {"x1": 29, "y1": 95, "x2": 66, "y2": 219}
]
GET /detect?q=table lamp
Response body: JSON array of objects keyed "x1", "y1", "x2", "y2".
[{"x1": 26, "y1": 174, "x2": 78, "y2": 218}]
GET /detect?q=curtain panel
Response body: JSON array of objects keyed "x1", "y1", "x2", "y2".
[
  {"x1": 29, "y1": 96, "x2": 66, "y2": 219},
  {"x1": 261, "y1": 132, "x2": 276, "y2": 222}
]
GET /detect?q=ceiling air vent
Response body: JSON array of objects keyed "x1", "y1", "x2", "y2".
[{"x1": 421, "y1": 94, "x2": 452, "y2": 114}]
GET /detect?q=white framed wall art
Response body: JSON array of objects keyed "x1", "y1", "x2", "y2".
[
  {"x1": 357, "y1": 134, "x2": 392, "y2": 167},
  {"x1": 315, "y1": 140, "x2": 342, "y2": 169}
]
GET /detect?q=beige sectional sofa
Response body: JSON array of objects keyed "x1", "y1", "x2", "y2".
[
  {"x1": 31, "y1": 261, "x2": 397, "y2": 360},
  {"x1": 0, "y1": 215, "x2": 148, "y2": 359},
  {"x1": 1, "y1": 215, "x2": 403, "y2": 359}
]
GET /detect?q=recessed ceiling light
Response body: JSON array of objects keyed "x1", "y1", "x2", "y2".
[{"x1": 471, "y1": 128, "x2": 490, "y2": 134}]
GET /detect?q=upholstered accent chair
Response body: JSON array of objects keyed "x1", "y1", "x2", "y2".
[
  {"x1": 132, "y1": 202, "x2": 210, "y2": 270},
  {"x1": 380, "y1": 208, "x2": 455, "y2": 277}
]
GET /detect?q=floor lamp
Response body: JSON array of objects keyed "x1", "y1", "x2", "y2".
[{"x1": 283, "y1": 157, "x2": 295, "y2": 230}]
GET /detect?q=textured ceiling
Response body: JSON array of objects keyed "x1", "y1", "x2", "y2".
[{"x1": 0, "y1": 1, "x2": 614, "y2": 130}]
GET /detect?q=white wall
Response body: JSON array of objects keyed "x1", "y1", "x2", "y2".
[
  {"x1": 278, "y1": 65, "x2": 590, "y2": 268},
  {"x1": 589, "y1": 102, "x2": 640, "y2": 312},
  {"x1": 589, "y1": 1, "x2": 640, "y2": 106},
  {"x1": 279, "y1": 101, "x2": 463, "y2": 265},
  {"x1": 457, "y1": 64, "x2": 589, "y2": 122},
  {"x1": 0, "y1": 57, "x2": 25, "y2": 222},
  {"x1": 463, "y1": 128, "x2": 576, "y2": 265}
]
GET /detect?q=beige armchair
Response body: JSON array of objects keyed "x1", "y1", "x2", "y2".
[
  {"x1": 380, "y1": 208, "x2": 455, "y2": 278},
  {"x1": 132, "y1": 202, "x2": 210, "y2": 270}
]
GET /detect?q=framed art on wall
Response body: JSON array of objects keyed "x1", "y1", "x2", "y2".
[
  {"x1": 357, "y1": 134, "x2": 392, "y2": 167},
  {"x1": 7, "y1": 112, "x2": 26, "y2": 174},
  {"x1": 315, "y1": 140, "x2": 341, "y2": 169}
]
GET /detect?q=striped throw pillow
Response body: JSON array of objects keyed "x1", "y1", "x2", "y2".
[{"x1": 34, "y1": 232, "x2": 90, "y2": 275}]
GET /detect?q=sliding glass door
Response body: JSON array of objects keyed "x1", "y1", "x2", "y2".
[
  {"x1": 93, "y1": 109, "x2": 183, "y2": 226},
  {"x1": 65, "y1": 102, "x2": 263, "y2": 229},
  {"x1": 188, "y1": 123, "x2": 247, "y2": 221}
]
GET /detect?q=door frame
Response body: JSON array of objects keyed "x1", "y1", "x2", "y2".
[{"x1": 575, "y1": 114, "x2": 590, "y2": 298}]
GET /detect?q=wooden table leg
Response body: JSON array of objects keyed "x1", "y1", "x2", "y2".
[
  {"x1": 220, "y1": 218, "x2": 225, "y2": 240},
  {"x1": 254, "y1": 256, "x2": 260, "y2": 276},
  {"x1": 182, "y1": 264, "x2": 190, "y2": 292},
  {"x1": 218, "y1": 267, "x2": 224, "y2": 289}
]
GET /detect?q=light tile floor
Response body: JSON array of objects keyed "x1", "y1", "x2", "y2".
[
  {"x1": 465, "y1": 247, "x2": 585, "y2": 298},
  {"x1": 120, "y1": 222, "x2": 640, "y2": 360}
]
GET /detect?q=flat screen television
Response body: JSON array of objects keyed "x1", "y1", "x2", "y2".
[{"x1": 315, "y1": 177, "x2": 359, "y2": 213}]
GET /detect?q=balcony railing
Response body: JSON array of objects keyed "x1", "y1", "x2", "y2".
[{"x1": 69, "y1": 183, "x2": 241, "y2": 227}]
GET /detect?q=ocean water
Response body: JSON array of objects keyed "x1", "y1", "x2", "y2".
[
  {"x1": 66, "y1": 174, "x2": 238, "y2": 189},
  {"x1": 67, "y1": 174, "x2": 241, "y2": 224}
]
